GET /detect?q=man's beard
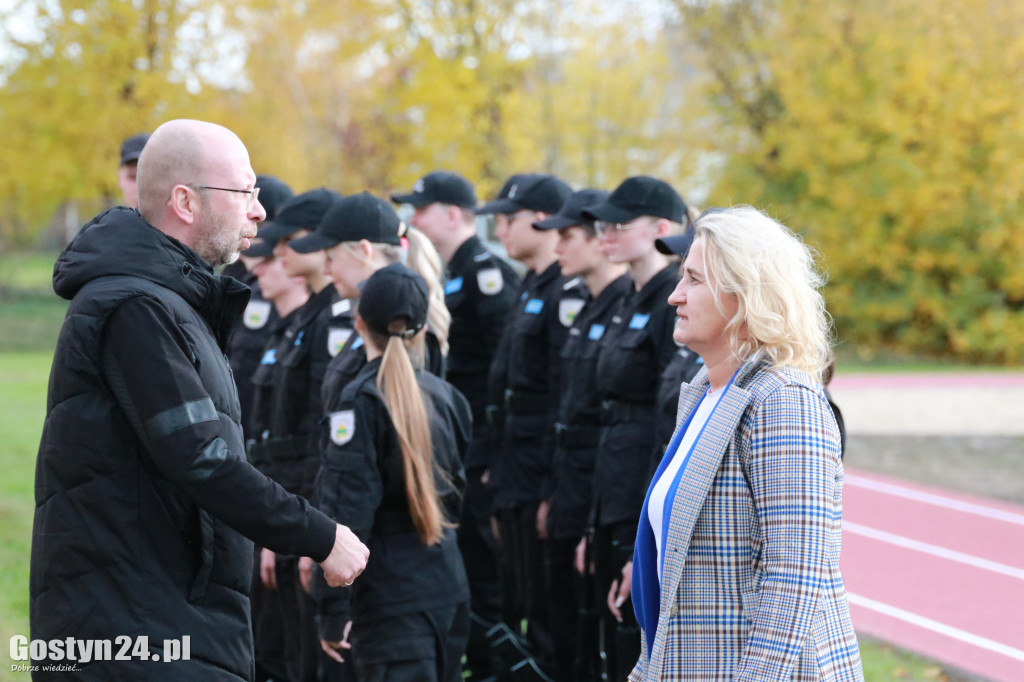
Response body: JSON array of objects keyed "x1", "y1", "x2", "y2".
[{"x1": 193, "y1": 214, "x2": 241, "y2": 267}]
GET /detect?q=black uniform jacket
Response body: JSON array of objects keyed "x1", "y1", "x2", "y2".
[
  {"x1": 489, "y1": 262, "x2": 588, "y2": 507},
  {"x1": 592, "y1": 263, "x2": 679, "y2": 528},
  {"x1": 32, "y1": 207, "x2": 337, "y2": 681},
  {"x1": 547, "y1": 273, "x2": 632, "y2": 540},
  {"x1": 251, "y1": 288, "x2": 353, "y2": 499},
  {"x1": 313, "y1": 358, "x2": 472, "y2": 640},
  {"x1": 224, "y1": 262, "x2": 279, "y2": 436},
  {"x1": 444, "y1": 236, "x2": 520, "y2": 430},
  {"x1": 247, "y1": 306, "x2": 301, "y2": 477}
]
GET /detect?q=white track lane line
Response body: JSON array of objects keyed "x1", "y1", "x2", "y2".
[
  {"x1": 845, "y1": 474, "x2": 1024, "y2": 527},
  {"x1": 847, "y1": 592, "x2": 1024, "y2": 663},
  {"x1": 844, "y1": 521, "x2": 1024, "y2": 581}
]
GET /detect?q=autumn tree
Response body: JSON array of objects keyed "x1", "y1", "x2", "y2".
[
  {"x1": 671, "y1": 0, "x2": 1024, "y2": 362},
  {"x1": 0, "y1": 0, "x2": 237, "y2": 245}
]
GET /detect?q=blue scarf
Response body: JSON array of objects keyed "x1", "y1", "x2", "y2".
[{"x1": 632, "y1": 372, "x2": 737, "y2": 659}]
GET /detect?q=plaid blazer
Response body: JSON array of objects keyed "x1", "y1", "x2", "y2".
[{"x1": 630, "y1": 354, "x2": 863, "y2": 681}]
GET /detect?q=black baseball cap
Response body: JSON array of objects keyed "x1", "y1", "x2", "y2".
[
  {"x1": 391, "y1": 171, "x2": 477, "y2": 209},
  {"x1": 119, "y1": 133, "x2": 149, "y2": 166},
  {"x1": 358, "y1": 263, "x2": 429, "y2": 338},
  {"x1": 288, "y1": 192, "x2": 402, "y2": 254},
  {"x1": 582, "y1": 176, "x2": 687, "y2": 224},
  {"x1": 655, "y1": 230, "x2": 696, "y2": 258},
  {"x1": 476, "y1": 174, "x2": 571, "y2": 215},
  {"x1": 257, "y1": 188, "x2": 341, "y2": 245},
  {"x1": 255, "y1": 175, "x2": 294, "y2": 221},
  {"x1": 533, "y1": 188, "x2": 610, "y2": 230}
]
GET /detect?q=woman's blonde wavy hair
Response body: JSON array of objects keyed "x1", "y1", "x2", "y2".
[
  {"x1": 694, "y1": 206, "x2": 833, "y2": 381},
  {"x1": 359, "y1": 226, "x2": 451, "y2": 358}
]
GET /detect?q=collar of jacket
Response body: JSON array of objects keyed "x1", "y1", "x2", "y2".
[{"x1": 54, "y1": 206, "x2": 251, "y2": 347}]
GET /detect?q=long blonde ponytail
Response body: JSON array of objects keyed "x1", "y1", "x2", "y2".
[{"x1": 373, "y1": 323, "x2": 444, "y2": 545}]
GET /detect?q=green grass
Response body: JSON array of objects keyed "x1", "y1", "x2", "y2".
[
  {"x1": 0, "y1": 352, "x2": 49, "y2": 681},
  {"x1": 0, "y1": 250, "x2": 66, "y2": 354}
]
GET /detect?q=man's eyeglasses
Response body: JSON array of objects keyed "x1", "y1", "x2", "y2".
[
  {"x1": 594, "y1": 216, "x2": 652, "y2": 238},
  {"x1": 190, "y1": 185, "x2": 261, "y2": 212}
]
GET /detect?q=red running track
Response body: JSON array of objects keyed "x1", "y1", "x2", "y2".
[{"x1": 841, "y1": 468, "x2": 1024, "y2": 682}]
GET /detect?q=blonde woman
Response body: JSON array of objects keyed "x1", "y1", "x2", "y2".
[
  {"x1": 629, "y1": 207, "x2": 863, "y2": 680},
  {"x1": 313, "y1": 263, "x2": 472, "y2": 682}
]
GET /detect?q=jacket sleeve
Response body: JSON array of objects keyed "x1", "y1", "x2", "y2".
[
  {"x1": 734, "y1": 382, "x2": 842, "y2": 680},
  {"x1": 101, "y1": 295, "x2": 337, "y2": 562}
]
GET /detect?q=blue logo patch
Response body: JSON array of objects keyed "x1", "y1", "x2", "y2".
[
  {"x1": 352, "y1": 337, "x2": 364, "y2": 350},
  {"x1": 629, "y1": 313, "x2": 650, "y2": 330},
  {"x1": 260, "y1": 348, "x2": 277, "y2": 365},
  {"x1": 445, "y1": 277, "x2": 464, "y2": 295},
  {"x1": 588, "y1": 324, "x2": 606, "y2": 340},
  {"x1": 524, "y1": 298, "x2": 544, "y2": 315},
  {"x1": 293, "y1": 330, "x2": 305, "y2": 347}
]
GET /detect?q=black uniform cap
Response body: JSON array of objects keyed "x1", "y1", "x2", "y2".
[
  {"x1": 119, "y1": 133, "x2": 150, "y2": 166},
  {"x1": 288, "y1": 192, "x2": 403, "y2": 254},
  {"x1": 533, "y1": 188, "x2": 610, "y2": 230},
  {"x1": 256, "y1": 188, "x2": 342, "y2": 245},
  {"x1": 582, "y1": 175, "x2": 687, "y2": 224},
  {"x1": 655, "y1": 231, "x2": 696, "y2": 258},
  {"x1": 358, "y1": 263, "x2": 429, "y2": 339},
  {"x1": 391, "y1": 171, "x2": 477, "y2": 209},
  {"x1": 476, "y1": 174, "x2": 572, "y2": 216}
]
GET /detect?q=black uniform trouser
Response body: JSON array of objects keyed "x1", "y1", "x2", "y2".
[
  {"x1": 252, "y1": 547, "x2": 289, "y2": 682},
  {"x1": 545, "y1": 536, "x2": 597, "y2": 682},
  {"x1": 457, "y1": 468, "x2": 503, "y2": 678},
  {"x1": 353, "y1": 601, "x2": 471, "y2": 682},
  {"x1": 593, "y1": 521, "x2": 640, "y2": 682},
  {"x1": 496, "y1": 502, "x2": 554, "y2": 670},
  {"x1": 273, "y1": 555, "x2": 320, "y2": 682}
]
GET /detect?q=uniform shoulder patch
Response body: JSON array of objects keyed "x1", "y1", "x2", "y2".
[
  {"x1": 477, "y1": 268, "x2": 504, "y2": 296},
  {"x1": 329, "y1": 410, "x2": 355, "y2": 446},
  {"x1": 328, "y1": 328, "x2": 354, "y2": 357},
  {"x1": 559, "y1": 298, "x2": 585, "y2": 327},
  {"x1": 243, "y1": 300, "x2": 272, "y2": 330},
  {"x1": 332, "y1": 299, "x2": 352, "y2": 317}
]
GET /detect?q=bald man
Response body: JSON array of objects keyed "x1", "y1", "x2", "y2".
[{"x1": 31, "y1": 120, "x2": 368, "y2": 681}]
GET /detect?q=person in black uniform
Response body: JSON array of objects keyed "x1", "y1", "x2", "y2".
[
  {"x1": 476, "y1": 173, "x2": 585, "y2": 675},
  {"x1": 248, "y1": 187, "x2": 352, "y2": 682},
  {"x1": 226, "y1": 174, "x2": 294, "y2": 441},
  {"x1": 391, "y1": 171, "x2": 520, "y2": 678},
  {"x1": 580, "y1": 176, "x2": 695, "y2": 681},
  {"x1": 653, "y1": 231, "x2": 705, "y2": 456},
  {"x1": 313, "y1": 263, "x2": 472, "y2": 682},
  {"x1": 244, "y1": 243, "x2": 312, "y2": 681},
  {"x1": 288, "y1": 191, "x2": 450, "y2": 406},
  {"x1": 531, "y1": 188, "x2": 631, "y2": 681}
]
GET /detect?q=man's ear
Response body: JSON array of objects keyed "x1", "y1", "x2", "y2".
[
  {"x1": 169, "y1": 185, "x2": 198, "y2": 225},
  {"x1": 655, "y1": 218, "x2": 673, "y2": 238}
]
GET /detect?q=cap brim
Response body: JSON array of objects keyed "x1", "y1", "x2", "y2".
[
  {"x1": 655, "y1": 233, "x2": 695, "y2": 256},
  {"x1": 287, "y1": 232, "x2": 339, "y2": 254},
  {"x1": 532, "y1": 215, "x2": 578, "y2": 231},
  {"x1": 255, "y1": 221, "x2": 301, "y2": 245},
  {"x1": 475, "y1": 198, "x2": 520, "y2": 216},
  {"x1": 241, "y1": 238, "x2": 276, "y2": 258},
  {"x1": 390, "y1": 192, "x2": 432, "y2": 207},
  {"x1": 581, "y1": 202, "x2": 639, "y2": 224}
]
